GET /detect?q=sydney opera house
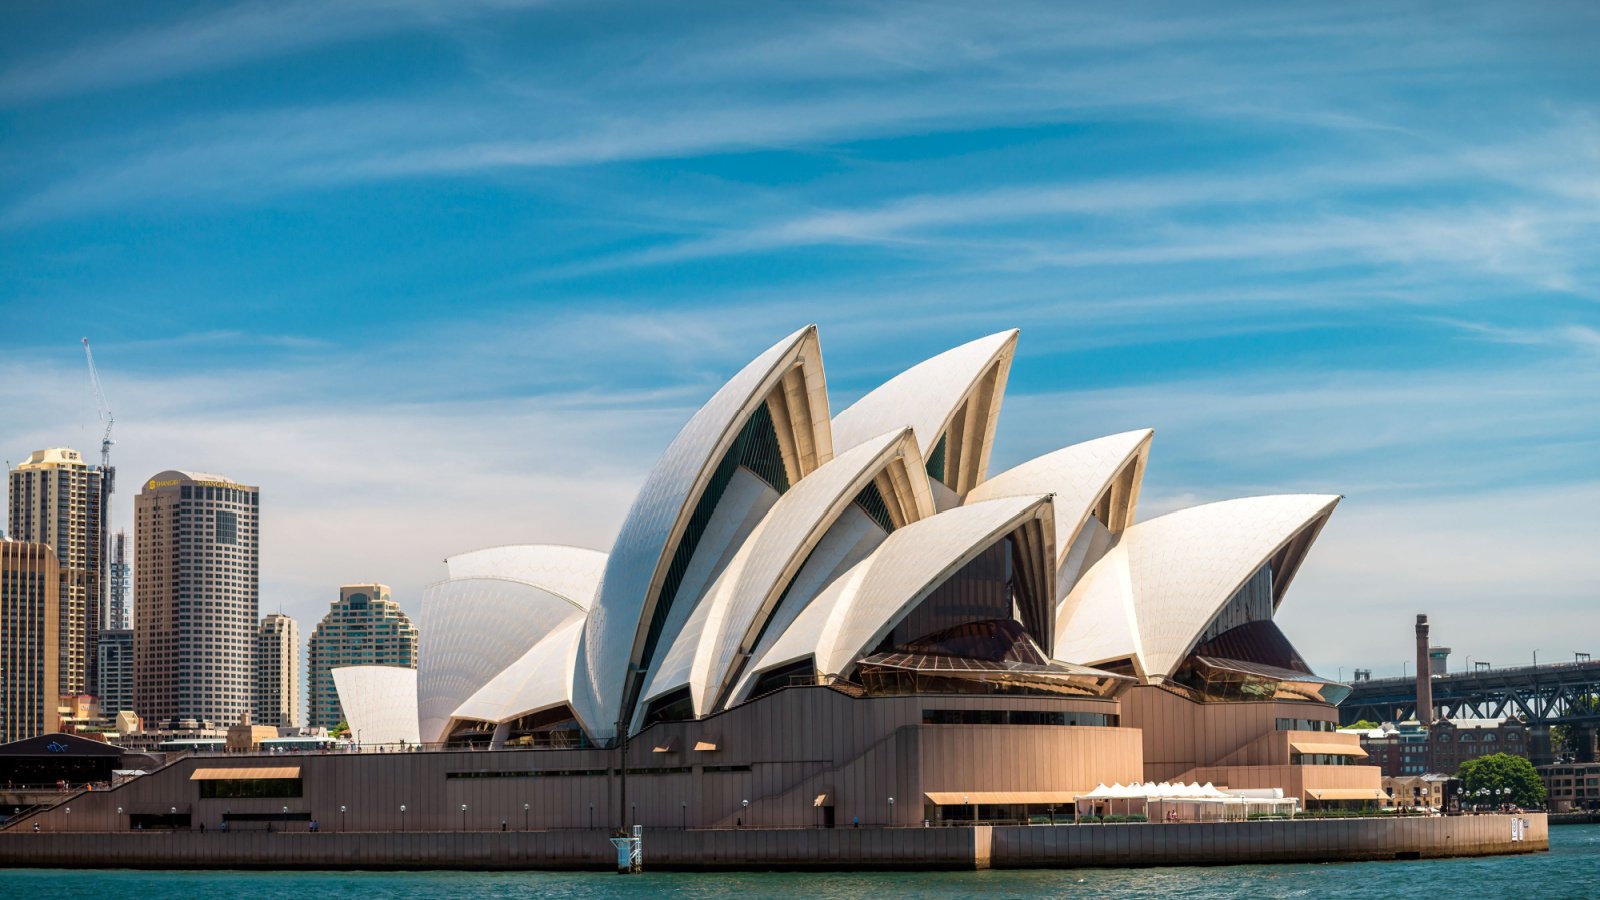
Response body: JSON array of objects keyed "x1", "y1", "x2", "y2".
[{"x1": 29, "y1": 325, "x2": 1382, "y2": 833}]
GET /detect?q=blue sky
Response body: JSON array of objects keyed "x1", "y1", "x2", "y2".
[{"x1": 2, "y1": 1, "x2": 1597, "y2": 677}]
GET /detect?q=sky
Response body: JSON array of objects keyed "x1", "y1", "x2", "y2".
[{"x1": 1, "y1": 0, "x2": 1597, "y2": 681}]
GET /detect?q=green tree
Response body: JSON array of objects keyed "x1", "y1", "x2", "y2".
[
  {"x1": 1457, "y1": 753, "x2": 1546, "y2": 808},
  {"x1": 1552, "y1": 694, "x2": 1600, "y2": 754},
  {"x1": 330, "y1": 720, "x2": 350, "y2": 738},
  {"x1": 1345, "y1": 719, "x2": 1380, "y2": 731}
]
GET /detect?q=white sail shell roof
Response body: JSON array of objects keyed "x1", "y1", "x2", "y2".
[
  {"x1": 417, "y1": 574, "x2": 589, "y2": 744},
  {"x1": 400, "y1": 324, "x2": 1351, "y2": 741},
  {"x1": 966, "y1": 429, "x2": 1152, "y2": 578},
  {"x1": 638, "y1": 427, "x2": 933, "y2": 721},
  {"x1": 333, "y1": 665, "x2": 421, "y2": 746},
  {"x1": 1055, "y1": 494, "x2": 1340, "y2": 680},
  {"x1": 577, "y1": 325, "x2": 831, "y2": 740},
  {"x1": 449, "y1": 616, "x2": 585, "y2": 725},
  {"x1": 444, "y1": 544, "x2": 606, "y2": 608},
  {"x1": 735, "y1": 494, "x2": 1055, "y2": 699},
  {"x1": 830, "y1": 330, "x2": 1016, "y2": 494}
]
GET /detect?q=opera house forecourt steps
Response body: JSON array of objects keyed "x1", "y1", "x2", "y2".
[{"x1": 0, "y1": 325, "x2": 1549, "y2": 870}]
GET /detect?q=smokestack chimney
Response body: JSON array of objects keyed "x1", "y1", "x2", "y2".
[{"x1": 1415, "y1": 614, "x2": 1433, "y2": 725}]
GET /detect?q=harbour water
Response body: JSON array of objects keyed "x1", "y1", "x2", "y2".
[{"x1": 1, "y1": 823, "x2": 1593, "y2": 899}]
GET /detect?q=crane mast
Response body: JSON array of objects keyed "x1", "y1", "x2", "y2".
[
  {"x1": 83, "y1": 337, "x2": 118, "y2": 631},
  {"x1": 83, "y1": 337, "x2": 115, "y2": 474}
]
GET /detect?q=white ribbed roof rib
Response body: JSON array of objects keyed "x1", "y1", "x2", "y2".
[{"x1": 576, "y1": 325, "x2": 831, "y2": 741}]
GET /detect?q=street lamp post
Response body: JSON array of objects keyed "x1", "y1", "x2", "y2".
[
  {"x1": 400, "y1": 804, "x2": 407, "y2": 832},
  {"x1": 887, "y1": 796, "x2": 895, "y2": 826},
  {"x1": 681, "y1": 800, "x2": 687, "y2": 830},
  {"x1": 64, "y1": 808, "x2": 69, "y2": 831},
  {"x1": 741, "y1": 798, "x2": 749, "y2": 827},
  {"x1": 340, "y1": 805, "x2": 347, "y2": 832},
  {"x1": 588, "y1": 802, "x2": 594, "y2": 830},
  {"x1": 524, "y1": 802, "x2": 530, "y2": 832},
  {"x1": 461, "y1": 804, "x2": 468, "y2": 832}
]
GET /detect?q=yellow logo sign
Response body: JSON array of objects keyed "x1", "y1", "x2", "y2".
[{"x1": 146, "y1": 477, "x2": 247, "y2": 492}]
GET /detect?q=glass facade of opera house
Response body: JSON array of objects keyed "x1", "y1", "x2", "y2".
[{"x1": 22, "y1": 326, "x2": 1384, "y2": 833}]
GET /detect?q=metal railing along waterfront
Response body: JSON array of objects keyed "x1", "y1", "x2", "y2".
[{"x1": 1355, "y1": 658, "x2": 1600, "y2": 686}]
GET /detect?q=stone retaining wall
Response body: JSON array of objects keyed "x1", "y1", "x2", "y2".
[
  {"x1": 0, "y1": 814, "x2": 1546, "y2": 871},
  {"x1": 991, "y1": 813, "x2": 1548, "y2": 867}
]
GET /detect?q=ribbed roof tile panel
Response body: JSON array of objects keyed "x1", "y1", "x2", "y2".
[
  {"x1": 1055, "y1": 494, "x2": 1340, "y2": 679},
  {"x1": 449, "y1": 616, "x2": 585, "y2": 725},
  {"x1": 332, "y1": 665, "x2": 420, "y2": 747},
  {"x1": 444, "y1": 544, "x2": 606, "y2": 609},
  {"x1": 830, "y1": 330, "x2": 1017, "y2": 487}
]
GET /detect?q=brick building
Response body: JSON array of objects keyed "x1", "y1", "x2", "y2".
[{"x1": 1348, "y1": 717, "x2": 1529, "y2": 777}]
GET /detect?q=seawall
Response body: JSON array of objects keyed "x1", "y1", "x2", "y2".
[{"x1": 0, "y1": 814, "x2": 1546, "y2": 871}]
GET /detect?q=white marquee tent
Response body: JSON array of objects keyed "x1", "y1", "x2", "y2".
[{"x1": 1075, "y1": 782, "x2": 1299, "y2": 822}]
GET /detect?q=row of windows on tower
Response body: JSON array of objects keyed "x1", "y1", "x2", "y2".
[{"x1": 177, "y1": 486, "x2": 258, "y2": 504}]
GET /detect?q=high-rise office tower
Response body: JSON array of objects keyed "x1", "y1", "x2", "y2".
[
  {"x1": 108, "y1": 529, "x2": 130, "y2": 630},
  {"x1": 96, "y1": 628, "x2": 134, "y2": 717},
  {"x1": 8, "y1": 448, "x2": 104, "y2": 695},
  {"x1": 0, "y1": 539, "x2": 61, "y2": 742},
  {"x1": 307, "y1": 584, "x2": 418, "y2": 729},
  {"x1": 134, "y1": 470, "x2": 259, "y2": 728},
  {"x1": 254, "y1": 613, "x2": 301, "y2": 729}
]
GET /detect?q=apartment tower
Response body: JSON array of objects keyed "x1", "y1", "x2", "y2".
[
  {"x1": 134, "y1": 471, "x2": 260, "y2": 728},
  {"x1": 96, "y1": 628, "x2": 134, "y2": 717},
  {"x1": 108, "y1": 529, "x2": 130, "y2": 630},
  {"x1": 8, "y1": 448, "x2": 104, "y2": 695},
  {"x1": 0, "y1": 539, "x2": 61, "y2": 742},
  {"x1": 307, "y1": 584, "x2": 418, "y2": 729},
  {"x1": 255, "y1": 613, "x2": 301, "y2": 728}
]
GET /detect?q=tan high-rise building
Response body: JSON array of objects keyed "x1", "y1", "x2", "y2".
[
  {"x1": 8, "y1": 448, "x2": 104, "y2": 695},
  {"x1": 255, "y1": 613, "x2": 301, "y2": 729},
  {"x1": 134, "y1": 470, "x2": 260, "y2": 728},
  {"x1": 308, "y1": 584, "x2": 418, "y2": 729},
  {"x1": 0, "y1": 539, "x2": 61, "y2": 742}
]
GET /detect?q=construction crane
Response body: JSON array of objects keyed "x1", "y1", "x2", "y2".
[
  {"x1": 82, "y1": 337, "x2": 115, "y2": 481},
  {"x1": 83, "y1": 337, "x2": 117, "y2": 630}
]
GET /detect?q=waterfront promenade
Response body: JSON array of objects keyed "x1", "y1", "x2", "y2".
[{"x1": 0, "y1": 814, "x2": 1547, "y2": 871}]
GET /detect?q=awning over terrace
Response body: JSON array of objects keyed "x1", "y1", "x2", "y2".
[
  {"x1": 1305, "y1": 788, "x2": 1387, "y2": 801},
  {"x1": 1290, "y1": 740, "x2": 1367, "y2": 758},
  {"x1": 189, "y1": 767, "x2": 301, "y2": 780},
  {"x1": 924, "y1": 791, "x2": 1080, "y2": 805}
]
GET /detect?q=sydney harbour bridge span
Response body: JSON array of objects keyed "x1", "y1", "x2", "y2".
[{"x1": 1340, "y1": 658, "x2": 1600, "y2": 728}]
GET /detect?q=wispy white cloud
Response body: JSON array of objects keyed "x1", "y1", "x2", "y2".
[
  {"x1": 0, "y1": 0, "x2": 551, "y2": 105},
  {"x1": 12, "y1": 1, "x2": 1583, "y2": 225}
]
